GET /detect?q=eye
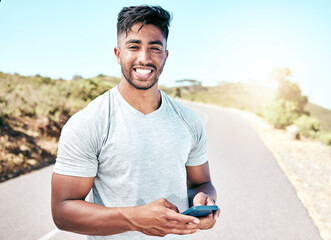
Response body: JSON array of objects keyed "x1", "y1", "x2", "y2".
[
  {"x1": 151, "y1": 47, "x2": 161, "y2": 52},
  {"x1": 128, "y1": 45, "x2": 139, "y2": 50}
]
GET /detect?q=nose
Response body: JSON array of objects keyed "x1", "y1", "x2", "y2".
[{"x1": 137, "y1": 47, "x2": 152, "y2": 64}]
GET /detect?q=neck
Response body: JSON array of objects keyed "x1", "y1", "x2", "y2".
[{"x1": 118, "y1": 80, "x2": 161, "y2": 115}]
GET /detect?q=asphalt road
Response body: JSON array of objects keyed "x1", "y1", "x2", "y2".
[{"x1": 0, "y1": 101, "x2": 322, "y2": 240}]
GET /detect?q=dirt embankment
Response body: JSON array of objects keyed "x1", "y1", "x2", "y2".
[{"x1": 0, "y1": 115, "x2": 68, "y2": 182}]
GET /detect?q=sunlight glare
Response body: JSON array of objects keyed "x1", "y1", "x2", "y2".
[{"x1": 230, "y1": 43, "x2": 288, "y2": 87}]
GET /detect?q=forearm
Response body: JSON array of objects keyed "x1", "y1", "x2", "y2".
[
  {"x1": 53, "y1": 200, "x2": 136, "y2": 236},
  {"x1": 188, "y1": 182, "x2": 217, "y2": 207},
  {"x1": 53, "y1": 198, "x2": 201, "y2": 237}
]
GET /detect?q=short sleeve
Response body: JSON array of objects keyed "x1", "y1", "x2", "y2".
[
  {"x1": 54, "y1": 112, "x2": 99, "y2": 177},
  {"x1": 185, "y1": 114, "x2": 208, "y2": 166}
]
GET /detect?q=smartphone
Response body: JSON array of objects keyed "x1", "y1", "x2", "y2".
[{"x1": 182, "y1": 205, "x2": 219, "y2": 217}]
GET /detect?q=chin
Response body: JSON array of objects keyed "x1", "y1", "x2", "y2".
[{"x1": 128, "y1": 79, "x2": 158, "y2": 90}]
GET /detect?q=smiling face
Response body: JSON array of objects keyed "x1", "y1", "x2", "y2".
[{"x1": 114, "y1": 23, "x2": 169, "y2": 90}]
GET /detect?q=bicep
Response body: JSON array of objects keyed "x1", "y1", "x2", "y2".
[
  {"x1": 186, "y1": 161, "x2": 211, "y2": 187},
  {"x1": 51, "y1": 173, "x2": 95, "y2": 207}
]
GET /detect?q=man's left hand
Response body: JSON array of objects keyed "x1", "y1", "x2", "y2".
[{"x1": 192, "y1": 192, "x2": 220, "y2": 230}]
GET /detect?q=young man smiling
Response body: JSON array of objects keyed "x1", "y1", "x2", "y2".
[{"x1": 51, "y1": 5, "x2": 220, "y2": 240}]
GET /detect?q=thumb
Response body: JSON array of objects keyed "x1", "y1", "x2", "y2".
[{"x1": 193, "y1": 192, "x2": 207, "y2": 206}]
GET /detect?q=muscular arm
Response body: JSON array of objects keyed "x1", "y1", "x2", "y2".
[
  {"x1": 51, "y1": 173, "x2": 200, "y2": 237},
  {"x1": 186, "y1": 161, "x2": 220, "y2": 229},
  {"x1": 187, "y1": 161, "x2": 217, "y2": 206},
  {"x1": 51, "y1": 173, "x2": 131, "y2": 235}
]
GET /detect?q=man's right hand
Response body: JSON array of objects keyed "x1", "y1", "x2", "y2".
[{"x1": 122, "y1": 198, "x2": 201, "y2": 237}]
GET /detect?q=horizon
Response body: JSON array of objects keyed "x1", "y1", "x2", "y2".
[
  {"x1": 2, "y1": 70, "x2": 330, "y2": 111},
  {"x1": 1, "y1": 0, "x2": 330, "y2": 110}
]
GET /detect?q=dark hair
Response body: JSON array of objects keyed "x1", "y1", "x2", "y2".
[{"x1": 117, "y1": 5, "x2": 172, "y2": 41}]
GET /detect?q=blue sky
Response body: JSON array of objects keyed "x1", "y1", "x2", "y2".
[{"x1": 1, "y1": 0, "x2": 330, "y2": 109}]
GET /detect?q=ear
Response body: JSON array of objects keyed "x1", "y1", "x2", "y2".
[
  {"x1": 164, "y1": 50, "x2": 169, "y2": 63},
  {"x1": 114, "y1": 47, "x2": 121, "y2": 64}
]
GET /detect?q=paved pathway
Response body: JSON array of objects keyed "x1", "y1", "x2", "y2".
[{"x1": 184, "y1": 102, "x2": 321, "y2": 240}]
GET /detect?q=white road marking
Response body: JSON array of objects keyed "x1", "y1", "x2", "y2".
[{"x1": 37, "y1": 228, "x2": 59, "y2": 240}]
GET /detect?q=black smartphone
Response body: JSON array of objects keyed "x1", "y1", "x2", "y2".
[{"x1": 181, "y1": 205, "x2": 218, "y2": 217}]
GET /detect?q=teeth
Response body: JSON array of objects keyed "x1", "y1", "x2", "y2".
[{"x1": 135, "y1": 68, "x2": 152, "y2": 74}]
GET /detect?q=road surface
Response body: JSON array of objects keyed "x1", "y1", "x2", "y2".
[{"x1": 0, "y1": 101, "x2": 322, "y2": 240}]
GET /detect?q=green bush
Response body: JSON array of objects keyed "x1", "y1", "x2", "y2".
[
  {"x1": 277, "y1": 79, "x2": 308, "y2": 113},
  {"x1": 70, "y1": 78, "x2": 116, "y2": 102},
  {"x1": 294, "y1": 114, "x2": 320, "y2": 138},
  {"x1": 318, "y1": 131, "x2": 331, "y2": 146},
  {"x1": 263, "y1": 99, "x2": 300, "y2": 129}
]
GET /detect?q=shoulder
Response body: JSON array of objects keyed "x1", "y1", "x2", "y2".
[{"x1": 58, "y1": 88, "x2": 120, "y2": 156}]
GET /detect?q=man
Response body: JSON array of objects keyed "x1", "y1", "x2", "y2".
[{"x1": 51, "y1": 5, "x2": 220, "y2": 239}]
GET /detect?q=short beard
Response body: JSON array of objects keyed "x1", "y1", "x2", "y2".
[
  {"x1": 121, "y1": 62, "x2": 165, "y2": 90},
  {"x1": 122, "y1": 66, "x2": 159, "y2": 90}
]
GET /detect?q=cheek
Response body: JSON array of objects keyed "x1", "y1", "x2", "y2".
[
  {"x1": 121, "y1": 53, "x2": 135, "y2": 65},
  {"x1": 120, "y1": 55, "x2": 129, "y2": 66}
]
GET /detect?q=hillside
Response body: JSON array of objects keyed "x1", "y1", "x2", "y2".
[
  {"x1": 0, "y1": 73, "x2": 330, "y2": 182},
  {"x1": 164, "y1": 82, "x2": 274, "y2": 115},
  {"x1": 305, "y1": 102, "x2": 331, "y2": 131},
  {"x1": 0, "y1": 72, "x2": 120, "y2": 182},
  {"x1": 165, "y1": 83, "x2": 331, "y2": 132}
]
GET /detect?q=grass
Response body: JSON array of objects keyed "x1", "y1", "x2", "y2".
[
  {"x1": 0, "y1": 72, "x2": 330, "y2": 181},
  {"x1": 164, "y1": 82, "x2": 331, "y2": 144},
  {"x1": 0, "y1": 72, "x2": 120, "y2": 182},
  {"x1": 164, "y1": 83, "x2": 274, "y2": 115},
  {"x1": 305, "y1": 102, "x2": 331, "y2": 131}
]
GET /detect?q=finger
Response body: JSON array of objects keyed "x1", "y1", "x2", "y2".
[
  {"x1": 206, "y1": 196, "x2": 215, "y2": 206},
  {"x1": 193, "y1": 192, "x2": 207, "y2": 206},
  {"x1": 200, "y1": 211, "x2": 214, "y2": 221},
  {"x1": 165, "y1": 219, "x2": 201, "y2": 231},
  {"x1": 198, "y1": 214, "x2": 216, "y2": 230},
  {"x1": 213, "y1": 209, "x2": 221, "y2": 220},
  {"x1": 166, "y1": 211, "x2": 200, "y2": 225},
  {"x1": 170, "y1": 228, "x2": 200, "y2": 235}
]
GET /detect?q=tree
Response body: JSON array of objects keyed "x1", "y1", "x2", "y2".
[
  {"x1": 72, "y1": 74, "x2": 83, "y2": 80},
  {"x1": 270, "y1": 67, "x2": 291, "y2": 82},
  {"x1": 277, "y1": 79, "x2": 308, "y2": 114},
  {"x1": 175, "y1": 79, "x2": 202, "y2": 87},
  {"x1": 264, "y1": 68, "x2": 309, "y2": 128}
]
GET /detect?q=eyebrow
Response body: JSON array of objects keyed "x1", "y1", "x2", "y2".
[
  {"x1": 125, "y1": 39, "x2": 141, "y2": 45},
  {"x1": 149, "y1": 40, "x2": 164, "y2": 47},
  {"x1": 125, "y1": 39, "x2": 164, "y2": 47}
]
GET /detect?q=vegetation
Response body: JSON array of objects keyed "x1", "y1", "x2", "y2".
[
  {"x1": 261, "y1": 68, "x2": 330, "y2": 144},
  {"x1": 294, "y1": 115, "x2": 320, "y2": 138},
  {"x1": 0, "y1": 70, "x2": 330, "y2": 182},
  {"x1": 305, "y1": 102, "x2": 331, "y2": 131},
  {"x1": 165, "y1": 70, "x2": 331, "y2": 146},
  {"x1": 263, "y1": 68, "x2": 308, "y2": 128},
  {"x1": 264, "y1": 99, "x2": 301, "y2": 129},
  {"x1": 0, "y1": 72, "x2": 119, "y2": 182},
  {"x1": 164, "y1": 81, "x2": 273, "y2": 115}
]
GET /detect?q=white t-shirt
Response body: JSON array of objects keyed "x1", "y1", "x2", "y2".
[{"x1": 54, "y1": 86, "x2": 208, "y2": 239}]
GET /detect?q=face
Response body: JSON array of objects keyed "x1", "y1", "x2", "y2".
[{"x1": 114, "y1": 23, "x2": 169, "y2": 90}]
